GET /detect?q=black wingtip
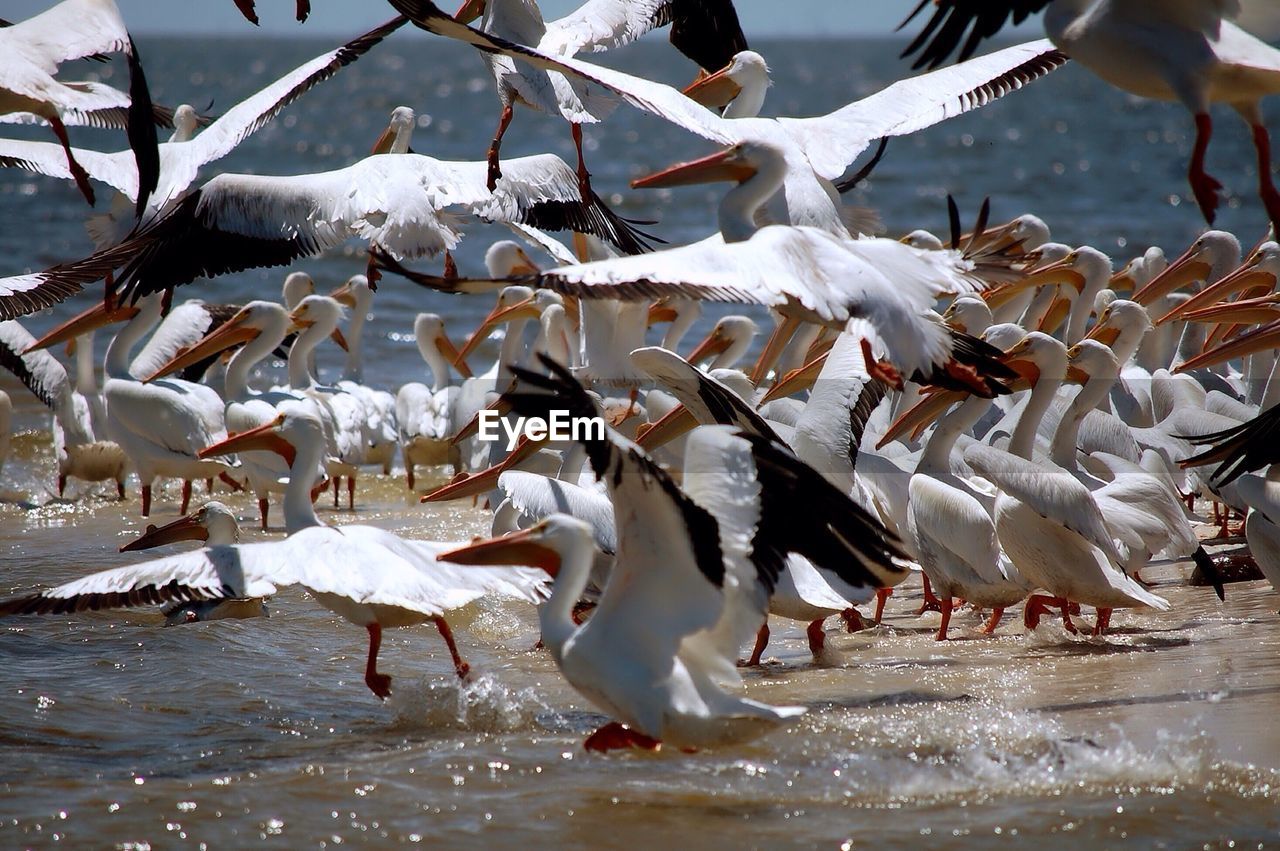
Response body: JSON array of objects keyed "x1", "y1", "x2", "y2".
[
  {"x1": 125, "y1": 36, "x2": 160, "y2": 219},
  {"x1": 1192, "y1": 545, "x2": 1226, "y2": 602},
  {"x1": 947, "y1": 195, "x2": 962, "y2": 250}
]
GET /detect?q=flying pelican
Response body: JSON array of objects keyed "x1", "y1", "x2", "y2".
[
  {"x1": 0, "y1": 16, "x2": 405, "y2": 248},
  {"x1": 0, "y1": 321, "x2": 128, "y2": 498},
  {"x1": 441, "y1": 354, "x2": 906, "y2": 751},
  {"x1": 446, "y1": 0, "x2": 747, "y2": 196},
  {"x1": 119, "y1": 502, "x2": 269, "y2": 624},
  {"x1": 899, "y1": 1, "x2": 1280, "y2": 229},
  {"x1": 10, "y1": 146, "x2": 655, "y2": 318},
  {"x1": 392, "y1": 1, "x2": 1064, "y2": 234},
  {"x1": 0, "y1": 409, "x2": 549, "y2": 700},
  {"x1": 0, "y1": 0, "x2": 158, "y2": 209}
]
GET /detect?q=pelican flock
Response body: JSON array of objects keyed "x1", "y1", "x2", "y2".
[{"x1": 2, "y1": 0, "x2": 1280, "y2": 777}]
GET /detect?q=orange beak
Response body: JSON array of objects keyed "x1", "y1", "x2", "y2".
[
  {"x1": 682, "y1": 62, "x2": 743, "y2": 110},
  {"x1": 631, "y1": 147, "x2": 755, "y2": 190},
  {"x1": 438, "y1": 524, "x2": 561, "y2": 576},
  {"x1": 1131, "y1": 242, "x2": 1212, "y2": 306},
  {"x1": 25, "y1": 298, "x2": 140, "y2": 353},
  {"x1": 749, "y1": 315, "x2": 801, "y2": 386},
  {"x1": 686, "y1": 327, "x2": 731, "y2": 366},
  {"x1": 456, "y1": 294, "x2": 538, "y2": 364},
  {"x1": 1178, "y1": 293, "x2": 1280, "y2": 326},
  {"x1": 1154, "y1": 260, "x2": 1275, "y2": 325},
  {"x1": 145, "y1": 311, "x2": 258, "y2": 382},
  {"x1": 647, "y1": 301, "x2": 679, "y2": 325},
  {"x1": 328, "y1": 281, "x2": 358, "y2": 307},
  {"x1": 371, "y1": 124, "x2": 397, "y2": 155},
  {"x1": 1174, "y1": 319, "x2": 1280, "y2": 373},
  {"x1": 436, "y1": 332, "x2": 473, "y2": 379},
  {"x1": 453, "y1": 0, "x2": 486, "y2": 23},
  {"x1": 759, "y1": 351, "x2": 827, "y2": 404},
  {"x1": 199, "y1": 415, "x2": 295, "y2": 467},
  {"x1": 120, "y1": 512, "x2": 209, "y2": 552},
  {"x1": 422, "y1": 434, "x2": 543, "y2": 502},
  {"x1": 877, "y1": 390, "x2": 965, "y2": 448},
  {"x1": 634, "y1": 405, "x2": 697, "y2": 451},
  {"x1": 452, "y1": 398, "x2": 512, "y2": 445}
]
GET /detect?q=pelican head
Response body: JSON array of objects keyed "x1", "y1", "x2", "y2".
[
  {"x1": 289, "y1": 295, "x2": 348, "y2": 350},
  {"x1": 169, "y1": 104, "x2": 200, "y2": 143},
  {"x1": 372, "y1": 106, "x2": 415, "y2": 154},
  {"x1": 120, "y1": 501, "x2": 239, "y2": 551},
  {"x1": 145, "y1": 300, "x2": 290, "y2": 381},
  {"x1": 329, "y1": 274, "x2": 374, "y2": 312},
  {"x1": 683, "y1": 50, "x2": 771, "y2": 117},
  {"x1": 1132, "y1": 230, "x2": 1240, "y2": 306},
  {"x1": 686, "y1": 315, "x2": 758, "y2": 369},
  {"x1": 1001, "y1": 330, "x2": 1068, "y2": 388},
  {"x1": 1064, "y1": 338, "x2": 1118, "y2": 385},
  {"x1": 282, "y1": 271, "x2": 315, "y2": 310},
  {"x1": 484, "y1": 241, "x2": 540, "y2": 276},
  {"x1": 942, "y1": 295, "x2": 994, "y2": 334}
]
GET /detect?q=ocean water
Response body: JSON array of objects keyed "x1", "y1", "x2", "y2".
[{"x1": 1, "y1": 32, "x2": 1279, "y2": 848}]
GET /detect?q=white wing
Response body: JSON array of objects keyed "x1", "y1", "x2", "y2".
[
  {"x1": 962, "y1": 442, "x2": 1124, "y2": 565},
  {"x1": 497, "y1": 469, "x2": 618, "y2": 553},
  {"x1": 541, "y1": 0, "x2": 670, "y2": 55},
  {"x1": 0, "y1": 0, "x2": 130, "y2": 77},
  {"x1": 531, "y1": 227, "x2": 951, "y2": 377},
  {"x1": 779, "y1": 40, "x2": 1066, "y2": 180}
]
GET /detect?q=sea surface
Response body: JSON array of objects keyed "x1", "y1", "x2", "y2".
[{"x1": 1, "y1": 32, "x2": 1279, "y2": 848}]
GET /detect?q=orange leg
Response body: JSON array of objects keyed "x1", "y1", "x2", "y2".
[
  {"x1": 980, "y1": 607, "x2": 1005, "y2": 635},
  {"x1": 1024, "y1": 594, "x2": 1077, "y2": 632},
  {"x1": 364, "y1": 622, "x2": 392, "y2": 699},
  {"x1": 141, "y1": 483, "x2": 152, "y2": 518},
  {"x1": 873, "y1": 587, "x2": 892, "y2": 624},
  {"x1": 806, "y1": 618, "x2": 826, "y2": 657},
  {"x1": 180, "y1": 479, "x2": 193, "y2": 514},
  {"x1": 487, "y1": 104, "x2": 514, "y2": 191},
  {"x1": 405, "y1": 461, "x2": 416, "y2": 492},
  {"x1": 1189, "y1": 112, "x2": 1223, "y2": 224},
  {"x1": 258, "y1": 497, "x2": 270, "y2": 531},
  {"x1": 205, "y1": 477, "x2": 214, "y2": 494},
  {"x1": 934, "y1": 595, "x2": 953, "y2": 641},
  {"x1": 916, "y1": 574, "x2": 943, "y2": 615},
  {"x1": 432, "y1": 615, "x2": 470, "y2": 680},
  {"x1": 347, "y1": 474, "x2": 356, "y2": 511},
  {"x1": 333, "y1": 476, "x2": 341, "y2": 508},
  {"x1": 571, "y1": 122, "x2": 592, "y2": 200},
  {"x1": 1092, "y1": 607, "x2": 1113, "y2": 637},
  {"x1": 742, "y1": 622, "x2": 770, "y2": 666},
  {"x1": 583, "y1": 721, "x2": 662, "y2": 753},
  {"x1": 218, "y1": 472, "x2": 244, "y2": 493},
  {"x1": 48, "y1": 113, "x2": 95, "y2": 206},
  {"x1": 839, "y1": 607, "x2": 867, "y2": 633},
  {"x1": 1251, "y1": 123, "x2": 1280, "y2": 231},
  {"x1": 365, "y1": 248, "x2": 382, "y2": 290},
  {"x1": 57, "y1": 474, "x2": 67, "y2": 497},
  {"x1": 116, "y1": 480, "x2": 126, "y2": 500}
]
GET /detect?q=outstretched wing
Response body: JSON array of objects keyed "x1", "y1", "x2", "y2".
[{"x1": 898, "y1": 0, "x2": 1051, "y2": 69}]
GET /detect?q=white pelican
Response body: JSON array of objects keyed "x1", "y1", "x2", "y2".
[
  {"x1": 12, "y1": 145, "x2": 654, "y2": 318},
  {"x1": 684, "y1": 315, "x2": 758, "y2": 371},
  {"x1": 119, "y1": 502, "x2": 269, "y2": 624},
  {"x1": 900, "y1": 0, "x2": 1280, "y2": 229},
  {"x1": 446, "y1": 0, "x2": 747, "y2": 195},
  {"x1": 0, "y1": 17, "x2": 405, "y2": 247},
  {"x1": 0, "y1": 409, "x2": 549, "y2": 701},
  {"x1": 441, "y1": 355, "x2": 905, "y2": 751},
  {"x1": 0, "y1": 321, "x2": 127, "y2": 498},
  {"x1": 392, "y1": 2, "x2": 1064, "y2": 233},
  {"x1": 0, "y1": 0, "x2": 158, "y2": 208},
  {"x1": 28, "y1": 295, "x2": 238, "y2": 515},
  {"x1": 397, "y1": 313, "x2": 472, "y2": 489},
  {"x1": 329, "y1": 275, "x2": 398, "y2": 475}
]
